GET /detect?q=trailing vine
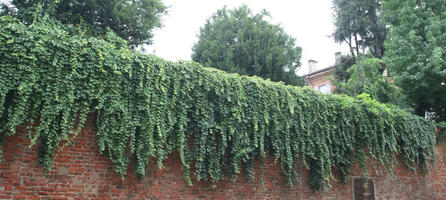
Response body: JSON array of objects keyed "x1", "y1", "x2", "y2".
[{"x1": 0, "y1": 16, "x2": 436, "y2": 190}]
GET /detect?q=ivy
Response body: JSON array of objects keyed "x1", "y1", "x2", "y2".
[{"x1": 0, "y1": 16, "x2": 436, "y2": 190}]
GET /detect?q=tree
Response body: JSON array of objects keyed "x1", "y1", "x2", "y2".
[
  {"x1": 332, "y1": 54, "x2": 356, "y2": 83},
  {"x1": 382, "y1": 0, "x2": 446, "y2": 121},
  {"x1": 333, "y1": 57, "x2": 409, "y2": 110},
  {"x1": 333, "y1": 0, "x2": 387, "y2": 60},
  {"x1": 332, "y1": 0, "x2": 388, "y2": 93},
  {"x1": 0, "y1": 0, "x2": 167, "y2": 46},
  {"x1": 192, "y1": 5, "x2": 304, "y2": 86}
]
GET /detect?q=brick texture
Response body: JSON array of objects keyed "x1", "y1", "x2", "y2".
[
  {"x1": 1, "y1": 114, "x2": 445, "y2": 200},
  {"x1": 306, "y1": 69, "x2": 335, "y2": 93}
]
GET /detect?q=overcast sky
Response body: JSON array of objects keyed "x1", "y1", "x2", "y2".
[{"x1": 145, "y1": 0, "x2": 348, "y2": 75}]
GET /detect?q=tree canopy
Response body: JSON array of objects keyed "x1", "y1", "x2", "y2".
[
  {"x1": 333, "y1": 0, "x2": 387, "y2": 59},
  {"x1": 333, "y1": 57, "x2": 409, "y2": 110},
  {"x1": 382, "y1": 0, "x2": 446, "y2": 121},
  {"x1": 192, "y1": 5, "x2": 304, "y2": 86},
  {"x1": 331, "y1": 0, "x2": 389, "y2": 102},
  {"x1": 332, "y1": 54, "x2": 356, "y2": 83},
  {"x1": 0, "y1": 0, "x2": 167, "y2": 46}
]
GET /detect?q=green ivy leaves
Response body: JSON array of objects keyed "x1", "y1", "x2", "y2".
[{"x1": 0, "y1": 16, "x2": 436, "y2": 190}]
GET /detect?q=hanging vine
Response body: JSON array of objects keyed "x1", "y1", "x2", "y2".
[{"x1": 0, "y1": 16, "x2": 436, "y2": 190}]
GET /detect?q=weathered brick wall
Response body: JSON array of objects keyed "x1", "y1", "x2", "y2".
[{"x1": 1, "y1": 114, "x2": 445, "y2": 200}]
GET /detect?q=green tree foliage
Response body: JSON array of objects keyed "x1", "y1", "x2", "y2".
[
  {"x1": 0, "y1": 0, "x2": 167, "y2": 46},
  {"x1": 382, "y1": 0, "x2": 446, "y2": 121},
  {"x1": 0, "y1": 16, "x2": 436, "y2": 190},
  {"x1": 333, "y1": 54, "x2": 356, "y2": 83},
  {"x1": 334, "y1": 57, "x2": 409, "y2": 109},
  {"x1": 333, "y1": 0, "x2": 387, "y2": 59},
  {"x1": 332, "y1": 0, "x2": 387, "y2": 93},
  {"x1": 192, "y1": 5, "x2": 304, "y2": 86}
]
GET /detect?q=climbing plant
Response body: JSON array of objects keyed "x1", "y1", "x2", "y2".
[{"x1": 0, "y1": 16, "x2": 436, "y2": 190}]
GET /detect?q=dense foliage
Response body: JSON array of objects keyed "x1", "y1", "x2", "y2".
[
  {"x1": 192, "y1": 5, "x2": 305, "y2": 86},
  {"x1": 333, "y1": 0, "x2": 387, "y2": 59},
  {"x1": 0, "y1": 0, "x2": 167, "y2": 46},
  {"x1": 332, "y1": 54, "x2": 356, "y2": 83},
  {"x1": 382, "y1": 0, "x2": 446, "y2": 121},
  {"x1": 0, "y1": 16, "x2": 436, "y2": 190},
  {"x1": 332, "y1": 0, "x2": 388, "y2": 99},
  {"x1": 333, "y1": 57, "x2": 409, "y2": 110}
]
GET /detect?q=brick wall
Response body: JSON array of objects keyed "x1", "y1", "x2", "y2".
[
  {"x1": 306, "y1": 69, "x2": 335, "y2": 93},
  {"x1": 1, "y1": 114, "x2": 445, "y2": 200}
]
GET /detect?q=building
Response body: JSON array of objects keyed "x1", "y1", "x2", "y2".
[
  {"x1": 302, "y1": 52, "x2": 347, "y2": 94},
  {"x1": 304, "y1": 59, "x2": 335, "y2": 94}
]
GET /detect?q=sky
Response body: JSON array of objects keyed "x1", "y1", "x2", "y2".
[{"x1": 145, "y1": 0, "x2": 348, "y2": 76}]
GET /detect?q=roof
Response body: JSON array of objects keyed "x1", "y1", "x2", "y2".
[{"x1": 302, "y1": 66, "x2": 334, "y2": 77}]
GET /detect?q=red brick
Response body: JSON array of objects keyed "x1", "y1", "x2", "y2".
[{"x1": 1, "y1": 116, "x2": 445, "y2": 200}]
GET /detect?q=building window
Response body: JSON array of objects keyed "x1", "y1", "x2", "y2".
[
  {"x1": 353, "y1": 177, "x2": 375, "y2": 200},
  {"x1": 318, "y1": 84, "x2": 331, "y2": 94}
]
